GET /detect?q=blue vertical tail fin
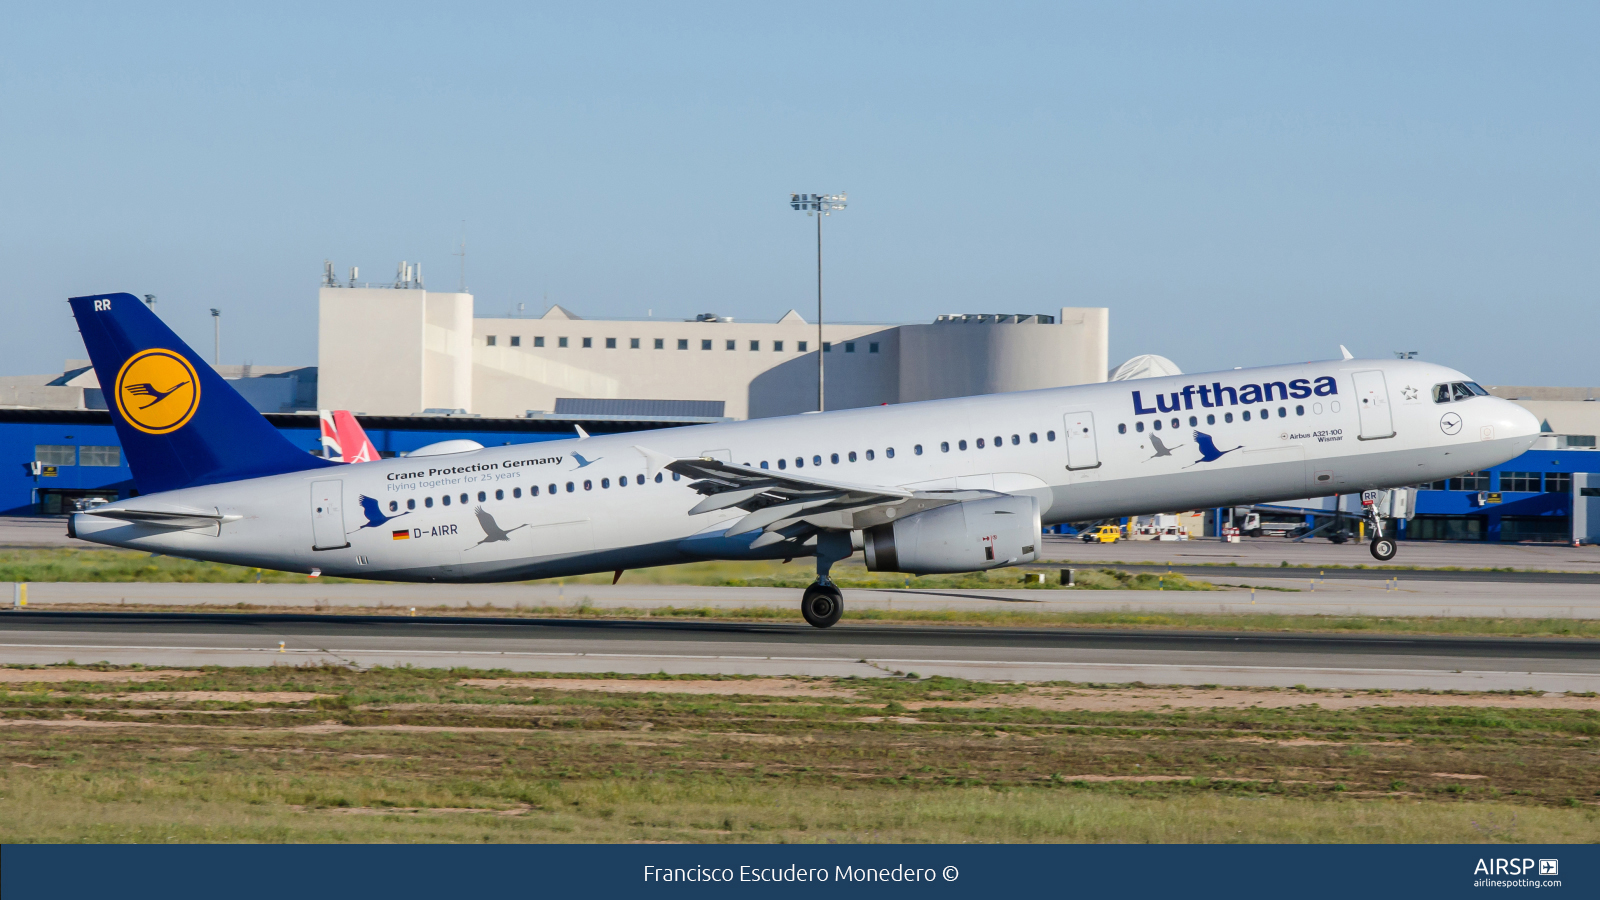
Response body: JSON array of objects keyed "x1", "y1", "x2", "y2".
[{"x1": 69, "y1": 292, "x2": 336, "y2": 494}]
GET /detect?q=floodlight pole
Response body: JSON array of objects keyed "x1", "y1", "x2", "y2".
[
  {"x1": 815, "y1": 210, "x2": 824, "y2": 412},
  {"x1": 210, "y1": 308, "x2": 220, "y2": 365},
  {"x1": 791, "y1": 193, "x2": 846, "y2": 412}
]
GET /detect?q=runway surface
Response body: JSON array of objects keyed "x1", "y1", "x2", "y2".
[
  {"x1": 3, "y1": 610, "x2": 1597, "y2": 692},
  {"x1": 12, "y1": 576, "x2": 1600, "y2": 619}
]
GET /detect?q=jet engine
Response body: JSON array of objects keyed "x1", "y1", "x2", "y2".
[{"x1": 862, "y1": 494, "x2": 1040, "y2": 575}]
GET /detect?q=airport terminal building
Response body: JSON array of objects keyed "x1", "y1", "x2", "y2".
[{"x1": 2, "y1": 275, "x2": 1597, "y2": 543}]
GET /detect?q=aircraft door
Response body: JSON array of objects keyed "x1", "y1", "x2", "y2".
[
  {"x1": 1351, "y1": 370, "x2": 1396, "y2": 440},
  {"x1": 1062, "y1": 411, "x2": 1101, "y2": 470},
  {"x1": 310, "y1": 479, "x2": 350, "y2": 550}
]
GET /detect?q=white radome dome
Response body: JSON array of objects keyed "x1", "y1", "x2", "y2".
[{"x1": 1108, "y1": 354, "x2": 1183, "y2": 382}]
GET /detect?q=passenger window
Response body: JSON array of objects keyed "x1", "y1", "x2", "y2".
[
  {"x1": 478, "y1": 491, "x2": 487, "y2": 502},
  {"x1": 1295, "y1": 405, "x2": 1304, "y2": 416},
  {"x1": 1011, "y1": 435, "x2": 1020, "y2": 445},
  {"x1": 601, "y1": 478, "x2": 610, "y2": 488},
  {"x1": 812, "y1": 455, "x2": 822, "y2": 466},
  {"x1": 977, "y1": 438, "x2": 986, "y2": 448},
  {"x1": 795, "y1": 457, "x2": 804, "y2": 468},
  {"x1": 1433, "y1": 384, "x2": 1451, "y2": 403},
  {"x1": 958, "y1": 440, "x2": 967, "y2": 450},
  {"x1": 1278, "y1": 407, "x2": 1286, "y2": 417},
  {"x1": 866, "y1": 449, "x2": 875, "y2": 460},
  {"x1": 1242, "y1": 411, "x2": 1251, "y2": 421},
  {"x1": 1225, "y1": 413, "x2": 1234, "y2": 423},
  {"x1": 549, "y1": 484, "x2": 557, "y2": 494},
  {"x1": 1188, "y1": 416, "x2": 1197, "y2": 426},
  {"x1": 1170, "y1": 418, "x2": 1179, "y2": 429},
  {"x1": 1118, "y1": 423, "x2": 1127, "y2": 434},
  {"x1": 940, "y1": 442, "x2": 949, "y2": 453},
  {"x1": 583, "y1": 480, "x2": 592, "y2": 490},
  {"x1": 617, "y1": 476, "x2": 626, "y2": 488},
  {"x1": 1047, "y1": 431, "x2": 1056, "y2": 441},
  {"x1": 778, "y1": 459, "x2": 787, "y2": 469},
  {"x1": 389, "y1": 500, "x2": 398, "y2": 512},
  {"x1": 1206, "y1": 414, "x2": 1215, "y2": 425},
  {"x1": 407, "y1": 499, "x2": 416, "y2": 510},
  {"x1": 831, "y1": 453, "x2": 839, "y2": 464},
  {"x1": 425, "y1": 497, "x2": 433, "y2": 508},
  {"x1": 1136, "y1": 421, "x2": 1145, "y2": 432},
  {"x1": 567, "y1": 482, "x2": 576, "y2": 492},
  {"x1": 914, "y1": 445, "x2": 923, "y2": 455},
  {"x1": 636, "y1": 475, "x2": 645, "y2": 485},
  {"x1": 442, "y1": 495, "x2": 451, "y2": 506},
  {"x1": 494, "y1": 489, "x2": 503, "y2": 500},
  {"x1": 514, "y1": 488, "x2": 523, "y2": 498},
  {"x1": 1153, "y1": 420, "x2": 1162, "y2": 431},
  {"x1": 673, "y1": 472, "x2": 681, "y2": 481},
  {"x1": 886, "y1": 447, "x2": 895, "y2": 458},
  {"x1": 760, "y1": 461, "x2": 769, "y2": 469},
  {"x1": 1029, "y1": 433, "x2": 1038, "y2": 443},
  {"x1": 460, "y1": 493, "x2": 468, "y2": 504},
  {"x1": 848, "y1": 451, "x2": 857, "y2": 462},
  {"x1": 654, "y1": 474, "x2": 663, "y2": 483}
]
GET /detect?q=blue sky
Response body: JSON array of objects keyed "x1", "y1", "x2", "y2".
[{"x1": 3, "y1": 2, "x2": 1595, "y2": 383}]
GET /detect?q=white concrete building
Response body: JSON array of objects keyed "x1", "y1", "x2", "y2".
[{"x1": 316, "y1": 283, "x2": 1111, "y2": 420}]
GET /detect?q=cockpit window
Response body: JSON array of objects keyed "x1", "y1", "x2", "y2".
[{"x1": 1436, "y1": 382, "x2": 1489, "y2": 403}]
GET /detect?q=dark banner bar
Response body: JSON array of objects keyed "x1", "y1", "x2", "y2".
[{"x1": 3, "y1": 844, "x2": 1592, "y2": 899}]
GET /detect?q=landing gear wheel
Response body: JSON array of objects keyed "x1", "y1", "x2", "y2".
[
  {"x1": 801, "y1": 583, "x2": 844, "y2": 629},
  {"x1": 1370, "y1": 536, "x2": 1397, "y2": 561}
]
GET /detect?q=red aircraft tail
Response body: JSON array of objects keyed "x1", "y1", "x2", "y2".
[{"x1": 318, "y1": 409, "x2": 380, "y2": 463}]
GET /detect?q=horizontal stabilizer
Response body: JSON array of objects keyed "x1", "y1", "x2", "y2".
[{"x1": 87, "y1": 507, "x2": 242, "y2": 529}]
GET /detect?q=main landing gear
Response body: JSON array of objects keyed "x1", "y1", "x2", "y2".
[
  {"x1": 1366, "y1": 507, "x2": 1397, "y2": 562},
  {"x1": 801, "y1": 582, "x2": 844, "y2": 628},
  {"x1": 802, "y1": 531, "x2": 853, "y2": 629}
]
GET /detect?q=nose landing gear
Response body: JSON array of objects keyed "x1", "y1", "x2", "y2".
[{"x1": 1365, "y1": 506, "x2": 1397, "y2": 561}]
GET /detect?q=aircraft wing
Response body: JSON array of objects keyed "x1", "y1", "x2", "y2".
[{"x1": 635, "y1": 445, "x2": 987, "y2": 541}]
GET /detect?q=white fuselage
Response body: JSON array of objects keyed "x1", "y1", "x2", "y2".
[{"x1": 72, "y1": 359, "x2": 1540, "y2": 581}]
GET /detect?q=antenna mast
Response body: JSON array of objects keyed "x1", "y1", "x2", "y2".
[{"x1": 452, "y1": 223, "x2": 467, "y2": 293}]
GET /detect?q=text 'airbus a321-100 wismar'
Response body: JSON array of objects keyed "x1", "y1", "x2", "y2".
[{"x1": 67, "y1": 293, "x2": 1538, "y2": 627}]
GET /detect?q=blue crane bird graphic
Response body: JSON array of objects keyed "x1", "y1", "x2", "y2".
[
  {"x1": 349, "y1": 494, "x2": 407, "y2": 533},
  {"x1": 1184, "y1": 431, "x2": 1243, "y2": 468},
  {"x1": 123, "y1": 380, "x2": 190, "y2": 409}
]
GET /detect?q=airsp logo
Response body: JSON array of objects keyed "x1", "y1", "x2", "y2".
[{"x1": 114, "y1": 348, "x2": 200, "y2": 434}]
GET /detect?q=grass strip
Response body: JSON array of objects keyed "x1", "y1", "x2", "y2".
[{"x1": 1, "y1": 665, "x2": 1596, "y2": 843}]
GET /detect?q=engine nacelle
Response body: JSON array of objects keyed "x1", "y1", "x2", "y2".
[{"x1": 862, "y1": 494, "x2": 1040, "y2": 575}]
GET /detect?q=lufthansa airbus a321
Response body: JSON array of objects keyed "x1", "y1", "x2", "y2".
[{"x1": 67, "y1": 293, "x2": 1540, "y2": 627}]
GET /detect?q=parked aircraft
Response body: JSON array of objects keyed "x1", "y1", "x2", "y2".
[{"x1": 67, "y1": 293, "x2": 1540, "y2": 627}]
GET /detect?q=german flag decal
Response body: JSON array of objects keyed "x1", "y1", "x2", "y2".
[{"x1": 392, "y1": 529, "x2": 410, "y2": 540}]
